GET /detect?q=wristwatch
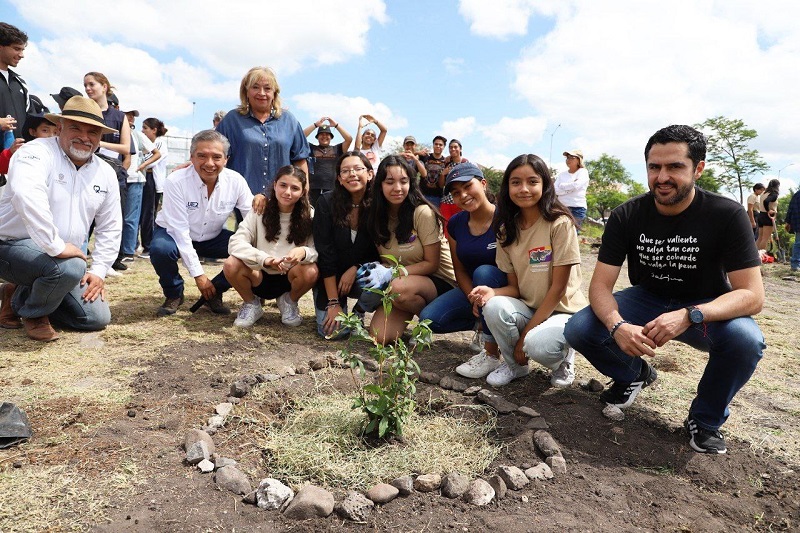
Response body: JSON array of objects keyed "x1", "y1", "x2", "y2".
[{"x1": 686, "y1": 305, "x2": 704, "y2": 324}]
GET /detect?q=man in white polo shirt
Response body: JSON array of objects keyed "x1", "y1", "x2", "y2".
[
  {"x1": 0, "y1": 96, "x2": 121, "y2": 341},
  {"x1": 150, "y1": 129, "x2": 252, "y2": 316}
]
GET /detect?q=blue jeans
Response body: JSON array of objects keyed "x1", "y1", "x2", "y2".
[
  {"x1": 0, "y1": 238, "x2": 110, "y2": 329},
  {"x1": 122, "y1": 182, "x2": 143, "y2": 255},
  {"x1": 563, "y1": 285, "x2": 765, "y2": 430},
  {"x1": 791, "y1": 232, "x2": 800, "y2": 270},
  {"x1": 419, "y1": 264, "x2": 507, "y2": 345},
  {"x1": 150, "y1": 226, "x2": 233, "y2": 298},
  {"x1": 568, "y1": 206, "x2": 586, "y2": 230}
]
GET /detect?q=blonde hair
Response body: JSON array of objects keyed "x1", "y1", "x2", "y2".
[{"x1": 237, "y1": 67, "x2": 282, "y2": 118}]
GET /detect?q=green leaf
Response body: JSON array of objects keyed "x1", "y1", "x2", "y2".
[{"x1": 378, "y1": 416, "x2": 389, "y2": 437}]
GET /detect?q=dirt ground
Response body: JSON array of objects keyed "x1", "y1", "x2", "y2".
[{"x1": 2, "y1": 249, "x2": 799, "y2": 532}]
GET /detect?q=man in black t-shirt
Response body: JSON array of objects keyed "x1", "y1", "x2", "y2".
[
  {"x1": 564, "y1": 125, "x2": 765, "y2": 455},
  {"x1": 419, "y1": 135, "x2": 447, "y2": 207},
  {"x1": 303, "y1": 117, "x2": 352, "y2": 207}
]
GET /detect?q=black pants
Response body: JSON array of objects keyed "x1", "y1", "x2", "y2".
[{"x1": 139, "y1": 170, "x2": 156, "y2": 252}]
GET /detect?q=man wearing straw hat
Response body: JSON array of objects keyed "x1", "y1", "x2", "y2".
[{"x1": 0, "y1": 96, "x2": 122, "y2": 342}]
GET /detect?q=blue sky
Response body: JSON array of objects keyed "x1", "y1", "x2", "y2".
[{"x1": 3, "y1": 0, "x2": 799, "y2": 193}]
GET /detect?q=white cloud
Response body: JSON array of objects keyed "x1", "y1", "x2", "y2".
[
  {"x1": 291, "y1": 93, "x2": 407, "y2": 132},
  {"x1": 11, "y1": 0, "x2": 388, "y2": 78},
  {"x1": 479, "y1": 116, "x2": 547, "y2": 146},
  {"x1": 442, "y1": 57, "x2": 465, "y2": 75},
  {"x1": 458, "y1": 0, "x2": 565, "y2": 39},
  {"x1": 441, "y1": 116, "x2": 477, "y2": 141}
]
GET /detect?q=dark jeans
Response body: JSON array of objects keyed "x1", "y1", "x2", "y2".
[
  {"x1": 139, "y1": 171, "x2": 156, "y2": 252},
  {"x1": 563, "y1": 285, "x2": 765, "y2": 430},
  {"x1": 150, "y1": 225, "x2": 233, "y2": 298}
]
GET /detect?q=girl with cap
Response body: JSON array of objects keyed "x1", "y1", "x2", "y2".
[
  {"x1": 312, "y1": 151, "x2": 380, "y2": 339},
  {"x1": 554, "y1": 149, "x2": 590, "y2": 230},
  {"x1": 140, "y1": 117, "x2": 169, "y2": 257},
  {"x1": 224, "y1": 165, "x2": 318, "y2": 328},
  {"x1": 419, "y1": 162, "x2": 509, "y2": 378},
  {"x1": 359, "y1": 155, "x2": 456, "y2": 345},
  {"x1": 472, "y1": 154, "x2": 586, "y2": 387}
]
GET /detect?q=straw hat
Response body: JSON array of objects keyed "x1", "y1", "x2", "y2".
[{"x1": 44, "y1": 96, "x2": 117, "y2": 135}]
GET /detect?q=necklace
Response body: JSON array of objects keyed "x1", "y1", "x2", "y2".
[{"x1": 351, "y1": 204, "x2": 360, "y2": 208}]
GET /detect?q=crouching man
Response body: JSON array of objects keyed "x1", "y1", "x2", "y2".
[
  {"x1": 0, "y1": 97, "x2": 121, "y2": 341},
  {"x1": 564, "y1": 125, "x2": 765, "y2": 454},
  {"x1": 150, "y1": 130, "x2": 252, "y2": 316}
]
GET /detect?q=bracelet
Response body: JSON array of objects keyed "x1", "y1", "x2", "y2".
[
  {"x1": 609, "y1": 319, "x2": 628, "y2": 338},
  {"x1": 326, "y1": 301, "x2": 341, "y2": 309}
]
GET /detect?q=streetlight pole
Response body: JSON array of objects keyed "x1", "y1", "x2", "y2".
[
  {"x1": 191, "y1": 101, "x2": 196, "y2": 137},
  {"x1": 548, "y1": 123, "x2": 561, "y2": 169},
  {"x1": 778, "y1": 163, "x2": 795, "y2": 178}
]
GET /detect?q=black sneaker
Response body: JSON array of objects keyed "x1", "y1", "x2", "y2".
[
  {"x1": 112, "y1": 259, "x2": 128, "y2": 271},
  {"x1": 599, "y1": 361, "x2": 658, "y2": 408},
  {"x1": 685, "y1": 417, "x2": 727, "y2": 454}
]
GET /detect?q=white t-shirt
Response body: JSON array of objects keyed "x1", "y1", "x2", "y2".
[
  {"x1": 149, "y1": 136, "x2": 170, "y2": 192},
  {"x1": 127, "y1": 130, "x2": 156, "y2": 184},
  {"x1": 554, "y1": 167, "x2": 590, "y2": 208}
]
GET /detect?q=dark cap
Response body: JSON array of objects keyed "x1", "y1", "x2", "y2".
[
  {"x1": 123, "y1": 109, "x2": 140, "y2": 117},
  {"x1": 403, "y1": 135, "x2": 416, "y2": 145},
  {"x1": 107, "y1": 94, "x2": 119, "y2": 107},
  {"x1": 315, "y1": 124, "x2": 333, "y2": 138},
  {"x1": 445, "y1": 162, "x2": 484, "y2": 192},
  {"x1": 50, "y1": 86, "x2": 81, "y2": 109}
]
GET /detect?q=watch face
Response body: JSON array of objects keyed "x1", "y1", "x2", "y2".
[{"x1": 689, "y1": 308, "x2": 704, "y2": 324}]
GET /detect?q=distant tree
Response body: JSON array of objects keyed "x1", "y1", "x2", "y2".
[
  {"x1": 694, "y1": 116, "x2": 769, "y2": 204},
  {"x1": 479, "y1": 166, "x2": 503, "y2": 196},
  {"x1": 696, "y1": 167, "x2": 720, "y2": 193},
  {"x1": 585, "y1": 154, "x2": 639, "y2": 222}
]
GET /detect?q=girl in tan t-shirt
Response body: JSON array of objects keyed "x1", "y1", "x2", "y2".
[{"x1": 362, "y1": 155, "x2": 455, "y2": 345}]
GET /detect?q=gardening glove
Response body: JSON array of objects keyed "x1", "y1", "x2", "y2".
[{"x1": 356, "y1": 262, "x2": 393, "y2": 290}]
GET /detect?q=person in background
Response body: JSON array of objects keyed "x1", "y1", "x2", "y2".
[
  {"x1": 119, "y1": 110, "x2": 160, "y2": 264},
  {"x1": 139, "y1": 117, "x2": 169, "y2": 258},
  {"x1": 400, "y1": 135, "x2": 428, "y2": 182},
  {"x1": 419, "y1": 135, "x2": 447, "y2": 207},
  {"x1": 0, "y1": 23, "x2": 30, "y2": 139},
  {"x1": 756, "y1": 179, "x2": 780, "y2": 251},
  {"x1": 50, "y1": 86, "x2": 82, "y2": 111},
  {"x1": 564, "y1": 125, "x2": 765, "y2": 455},
  {"x1": 746, "y1": 183, "x2": 765, "y2": 240},
  {"x1": 1, "y1": 105, "x2": 58, "y2": 202},
  {"x1": 784, "y1": 188, "x2": 800, "y2": 273},
  {"x1": 439, "y1": 139, "x2": 468, "y2": 223},
  {"x1": 303, "y1": 117, "x2": 352, "y2": 206},
  {"x1": 554, "y1": 149, "x2": 590, "y2": 231},
  {"x1": 150, "y1": 130, "x2": 252, "y2": 316},
  {"x1": 212, "y1": 110, "x2": 226, "y2": 128},
  {"x1": 354, "y1": 114, "x2": 387, "y2": 170},
  {"x1": 216, "y1": 66, "x2": 310, "y2": 205},
  {"x1": 225, "y1": 165, "x2": 318, "y2": 328}
]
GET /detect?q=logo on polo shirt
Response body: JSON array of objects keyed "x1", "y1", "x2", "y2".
[
  {"x1": 93, "y1": 184, "x2": 108, "y2": 194},
  {"x1": 187, "y1": 201, "x2": 199, "y2": 210}
]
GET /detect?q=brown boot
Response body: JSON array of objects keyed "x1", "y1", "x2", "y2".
[
  {"x1": 0, "y1": 283, "x2": 22, "y2": 329},
  {"x1": 22, "y1": 315, "x2": 59, "y2": 342}
]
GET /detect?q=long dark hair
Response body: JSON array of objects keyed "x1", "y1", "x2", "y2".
[
  {"x1": 262, "y1": 165, "x2": 312, "y2": 245},
  {"x1": 494, "y1": 154, "x2": 573, "y2": 247},
  {"x1": 331, "y1": 151, "x2": 373, "y2": 228},
  {"x1": 367, "y1": 155, "x2": 444, "y2": 246},
  {"x1": 764, "y1": 179, "x2": 780, "y2": 197},
  {"x1": 143, "y1": 117, "x2": 168, "y2": 137}
]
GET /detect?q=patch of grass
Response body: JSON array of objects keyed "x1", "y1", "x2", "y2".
[{"x1": 258, "y1": 391, "x2": 501, "y2": 490}]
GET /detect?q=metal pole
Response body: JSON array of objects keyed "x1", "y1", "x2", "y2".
[
  {"x1": 191, "y1": 101, "x2": 196, "y2": 137},
  {"x1": 549, "y1": 124, "x2": 561, "y2": 169},
  {"x1": 778, "y1": 163, "x2": 794, "y2": 178}
]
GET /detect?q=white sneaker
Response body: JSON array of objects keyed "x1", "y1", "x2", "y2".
[
  {"x1": 106, "y1": 269, "x2": 122, "y2": 277},
  {"x1": 486, "y1": 360, "x2": 530, "y2": 387},
  {"x1": 469, "y1": 328, "x2": 482, "y2": 352},
  {"x1": 234, "y1": 299, "x2": 264, "y2": 327},
  {"x1": 456, "y1": 350, "x2": 502, "y2": 379},
  {"x1": 550, "y1": 348, "x2": 576, "y2": 387},
  {"x1": 277, "y1": 292, "x2": 302, "y2": 327}
]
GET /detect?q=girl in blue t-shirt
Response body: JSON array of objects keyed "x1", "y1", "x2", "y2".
[{"x1": 419, "y1": 162, "x2": 508, "y2": 379}]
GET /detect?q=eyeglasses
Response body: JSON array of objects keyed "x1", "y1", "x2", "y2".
[{"x1": 340, "y1": 167, "x2": 367, "y2": 176}]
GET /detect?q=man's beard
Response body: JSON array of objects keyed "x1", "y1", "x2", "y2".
[
  {"x1": 68, "y1": 144, "x2": 94, "y2": 161},
  {"x1": 653, "y1": 181, "x2": 694, "y2": 206}
]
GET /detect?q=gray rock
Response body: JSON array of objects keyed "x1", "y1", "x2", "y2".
[
  {"x1": 283, "y1": 485, "x2": 335, "y2": 519},
  {"x1": 602, "y1": 403, "x2": 625, "y2": 421},
  {"x1": 242, "y1": 490, "x2": 257, "y2": 505},
  {"x1": 463, "y1": 386, "x2": 482, "y2": 395},
  {"x1": 295, "y1": 366, "x2": 308, "y2": 375},
  {"x1": 477, "y1": 389, "x2": 518, "y2": 414},
  {"x1": 215, "y1": 465, "x2": 251, "y2": 495},
  {"x1": 463, "y1": 478, "x2": 495, "y2": 506},
  {"x1": 525, "y1": 417, "x2": 550, "y2": 430},
  {"x1": 213, "y1": 457, "x2": 237, "y2": 469},
  {"x1": 207, "y1": 415, "x2": 225, "y2": 429},
  {"x1": 215, "y1": 402, "x2": 234, "y2": 417},
  {"x1": 533, "y1": 430, "x2": 561, "y2": 457},
  {"x1": 227, "y1": 396, "x2": 241, "y2": 405},
  {"x1": 309, "y1": 356, "x2": 329, "y2": 370},
  {"x1": 487, "y1": 474, "x2": 507, "y2": 500},
  {"x1": 441, "y1": 472, "x2": 470, "y2": 498},
  {"x1": 365, "y1": 483, "x2": 399, "y2": 504},
  {"x1": 517, "y1": 406, "x2": 541, "y2": 418},
  {"x1": 197, "y1": 459, "x2": 214, "y2": 473},
  {"x1": 279, "y1": 366, "x2": 296, "y2": 376},
  {"x1": 185, "y1": 441, "x2": 210, "y2": 465},
  {"x1": 497, "y1": 465, "x2": 529, "y2": 490},
  {"x1": 546, "y1": 455, "x2": 568, "y2": 476},
  {"x1": 230, "y1": 380, "x2": 251, "y2": 398},
  {"x1": 241, "y1": 375, "x2": 258, "y2": 386},
  {"x1": 255, "y1": 373, "x2": 281, "y2": 383},
  {"x1": 580, "y1": 378, "x2": 605, "y2": 392},
  {"x1": 335, "y1": 491, "x2": 374, "y2": 522},
  {"x1": 414, "y1": 473, "x2": 442, "y2": 492},
  {"x1": 525, "y1": 463, "x2": 554, "y2": 481},
  {"x1": 418, "y1": 371, "x2": 441, "y2": 384},
  {"x1": 439, "y1": 375, "x2": 455, "y2": 390},
  {"x1": 450, "y1": 378, "x2": 469, "y2": 392},
  {"x1": 184, "y1": 428, "x2": 215, "y2": 455},
  {"x1": 256, "y1": 478, "x2": 294, "y2": 511},
  {"x1": 440, "y1": 376, "x2": 468, "y2": 392},
  {"x1": 390, "y1": 475, "x2": 414, "y2": 496}
]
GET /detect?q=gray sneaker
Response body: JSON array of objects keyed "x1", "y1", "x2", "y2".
[
  {"x1": 550, "y1": 348, "x2": 576, "y2": 387},
  {"x1": 234, "y1": 300, "x2": 264, "y2": 327},
  {"x1": 277, "y1": 292, "x2": 302, "y2": 326}
]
